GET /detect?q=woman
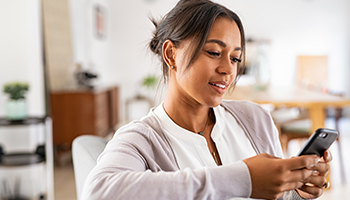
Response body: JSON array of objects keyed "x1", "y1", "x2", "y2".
[{"x1": 82, "y1": 0, "x2": 331, "y2": 199}]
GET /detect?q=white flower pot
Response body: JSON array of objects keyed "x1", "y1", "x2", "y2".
[{"x1": 6, "y1": 99, "x2": 27, "y2": 120}]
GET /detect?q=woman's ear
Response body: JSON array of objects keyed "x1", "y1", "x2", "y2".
[{"x1": 162, "y1": 40, "x2": 176, "y2": 68}]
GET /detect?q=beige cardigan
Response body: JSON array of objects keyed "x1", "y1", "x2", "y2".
[{"x1": 82, "y1": 100, "x2": 307, "y2": 200}]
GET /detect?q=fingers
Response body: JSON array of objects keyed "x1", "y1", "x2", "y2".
[
  {"x1": 298, "y1": 184, "x2": 323, "y2": 198},
  {"x1": 244, "y1": 153, "x2": 328, "y2": 199},
  {"x1": 308, "y1": 151, "x2": 331, "y2": 176},
  {"x1": 278, "y1": 156, "x2": 326, "y2": 189},
  {"x1": 304, "y1": 175, "x2": 327, "y2": 188},
  {"x1": 296, "y1": 151, "x2": 331, "y2": 200},
  {"x1": 285, "y1": 155, "x2": 320, "y2": 170},
  {"x1": 323, "y1": 150, "x2": 333, "y2": 163},
  {"x1": 280, "y1": 180, "x2": 305, "y2": 192},
  {"x1": 310, "y1": 162, "x2": 330, "y2": 176},
  {"x1": 278, "y1": 171, "x2": 326, "y2": 193},
  {"x1": 286, "y1": 168, "x2": 315, "y2": 183}
]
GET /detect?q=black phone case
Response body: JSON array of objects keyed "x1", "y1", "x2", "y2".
[{"x1": 297, "y1": 128, "x2": 338, "y2": 157}]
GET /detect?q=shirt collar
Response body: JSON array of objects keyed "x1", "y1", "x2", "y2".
[{"x1": 152, "y1": 102, "x2": 225, "y2": 145}]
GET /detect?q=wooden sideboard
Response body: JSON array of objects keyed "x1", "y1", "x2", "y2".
[{"x1": 50, "y1": 86, "x2": 119, "y2": 146}]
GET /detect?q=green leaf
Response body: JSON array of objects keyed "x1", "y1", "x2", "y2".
[
  {"x1": 3, "y1": 82, "x2": 29, "y2": 100},
  {"x1": 142, "y1": 75, "x2": 159, "y2": 89}
]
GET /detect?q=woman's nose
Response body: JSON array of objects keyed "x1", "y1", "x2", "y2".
[{"x1": 216, "y1": 56, "x2": 235, "y2": 75}]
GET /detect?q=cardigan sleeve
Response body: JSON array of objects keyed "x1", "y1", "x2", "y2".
[
  {"x1": 221, "y1": 101, "x2": 313, "y2": 200},
  {"x1": 255, "y1": 104, "x2": 313, "y2": 200},
  {"x1": 81, "y1": 123, "x2": 253, "y2": 200}
]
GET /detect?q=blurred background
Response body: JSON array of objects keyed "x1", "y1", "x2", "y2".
[{"x1": 0, "y1": 0, "x2": 349, "y2": 199}]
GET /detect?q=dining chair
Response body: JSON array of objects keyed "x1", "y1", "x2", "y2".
[
  {"x1": 271, "y1": 55, "x2": 346, "y2": 183},
  {"x1": 273, "y1": 55, "x2": 329, "y2": 151}
]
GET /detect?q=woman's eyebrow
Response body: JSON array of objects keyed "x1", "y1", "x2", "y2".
[
  {"x1": 206, "y1": 39, "x2": 241, "y2": 51},
  {"x1": 206, "y1": 39, "x2": 227, "y2": 47}
]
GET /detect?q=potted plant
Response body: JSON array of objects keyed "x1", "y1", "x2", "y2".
[
  {"x1": 136, "y1": 75, "x2": 159, "y2": 99},
  {"x1": 126, "y1": 75, "x2": 159, "y2": 121},
  {"x1": 3, "y1": 82, "x2": 29, "y2": 120},
  {"x1": 142, "y1": 75, "x2": 159, "y2": 90}
]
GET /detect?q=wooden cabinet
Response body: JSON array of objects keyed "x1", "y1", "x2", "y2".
[{"x1": 50, "y1": 86, "x2": 119, "y2": 146}]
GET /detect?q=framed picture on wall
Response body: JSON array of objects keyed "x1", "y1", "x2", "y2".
[{"x1": 94, "y1": 5, "x2": 106, "y2": 39}]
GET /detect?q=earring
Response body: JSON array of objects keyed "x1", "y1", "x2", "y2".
[{"x1": 170, "y1": 66, "x2": 174, "y2": 69}]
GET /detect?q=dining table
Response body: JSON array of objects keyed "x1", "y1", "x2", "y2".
[
  {"x1": 224, "y1": 84, "x2": 350, "y2": 187},
  {"x1": 224, "y1": 85, "x2": 350, "y2": 135}
]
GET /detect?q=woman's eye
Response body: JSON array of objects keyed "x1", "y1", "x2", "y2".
[
  {"x1": 207, "y1": 51, "x2": 220, "y2": 57},
  {"x1": 231, "y1": 58, "x2": 242, "y2": 63}
]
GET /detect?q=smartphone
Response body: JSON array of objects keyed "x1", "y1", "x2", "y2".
[{"x1": 297, "y1": 128, "x2": 338, "y2": 157}]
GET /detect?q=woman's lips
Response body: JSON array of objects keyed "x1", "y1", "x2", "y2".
[
  {"x1": 209, "y1": 82, "x2": 227, "y2": 94},
  {"x1": 209, "y1": 82, "x2": 226, "y2": 89}
]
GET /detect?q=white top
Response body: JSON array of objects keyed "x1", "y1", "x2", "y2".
[
  {"x1": 154, "y1": 103, "x2": 257, "y2": 169},
  {"x1": 82, "y1": 100, "x2": 302, "y2": 200},
  {"x1": 154, "y1": 103, "x2": 257, "y2": 200}
]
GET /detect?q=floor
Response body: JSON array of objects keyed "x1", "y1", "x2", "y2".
[
  {"x1": 54, "y1": 163, "x2": 76, "y2": 200},
  {"x1": 54, "y1": 118, "x2": 350, "y2": 200}
]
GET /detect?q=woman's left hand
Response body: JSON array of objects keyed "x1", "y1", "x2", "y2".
[{"x1": 296, "y1": 150, "x2": 333, "y2": 199}]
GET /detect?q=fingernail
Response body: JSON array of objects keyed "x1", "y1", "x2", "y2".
[
  {"x1": 315, "y1": 157, "x2": 321, "y2": 164},
  {"x1": 307, "y1": 164, "x2": 315, "y2": 169},
  {"x1": 313, "y1": 170, "x2": 318, "y2": 175}
]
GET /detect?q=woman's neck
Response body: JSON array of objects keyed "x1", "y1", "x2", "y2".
[{"x1": 163, "y1": 91, "x2": 211, "y2": 134}]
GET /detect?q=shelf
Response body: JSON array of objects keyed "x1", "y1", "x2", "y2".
[
  {"x1": 0, "y1": 117, "x2": 46, "y2": 126},
  {"x1": 0, "y1": 116, "x2": 54, "y2": 199},
  {"x1": 0, "y1": 153, "x2": 45, "y2": 166},
  {"x1": 0, "y1": 117, "x2": 47, "y2": 166}
]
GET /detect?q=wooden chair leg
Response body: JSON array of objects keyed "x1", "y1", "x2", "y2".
[
  {"x1": 334, "y1": 110, "x2": 346, "y2": 184},
  {"x1": 336, "y1": 136, "x2": 346, "y2": 184}
]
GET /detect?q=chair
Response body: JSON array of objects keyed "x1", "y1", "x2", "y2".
[
  {"x1": 72, "y1": 135, "x2": 109, "y2": 200},
  {"x1": 271, "y1": 55, "x2": 346, "y2": 183},
  {"x1": 272, "y1": 55, "x2": 328, "y2": 150}
]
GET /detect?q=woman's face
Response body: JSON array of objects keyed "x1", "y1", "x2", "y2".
[{"x1": 172, "y1": 17, "x2": 242, "y2": 107}]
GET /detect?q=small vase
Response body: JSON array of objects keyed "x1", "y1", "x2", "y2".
[
  {"x1": 6, "y1": 99, "x2": 27, "y2": 120},
  {"x1": 249, "y1": 43, "x2": 271, "y2": 91}
]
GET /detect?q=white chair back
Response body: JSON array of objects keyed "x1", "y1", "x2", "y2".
[{"x1": 72, "y1": 135, "x2": 108, "y2": 200}]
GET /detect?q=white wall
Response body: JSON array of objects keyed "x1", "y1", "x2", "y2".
[
  {"x1": 2, "y1": 0, "x2": 349, "y2": 121},
  {"x1": 0, "y1": 1, "x2": 47, "y2": 197},
  {"x1": 107, "y1": 0, "x2": 350, "y2": 111},
  {"x1": 69, "y1": 0, "x2": 113, "y2": 85},
  {"x1": 220, "y1": 0, "x2": 350, "y2": 95},
  {"x1": 70, "y1": 0, "x2": 179, "y2": 120},
  {"x1": 0, "y1": 0, "x2": 45, "y2": 117},
  {"x1": 107, "y1": 0, "x2": 177, "y2": 101},
  {"x1": 103, "y1": 0, "x2": 350, "y2": 120}
]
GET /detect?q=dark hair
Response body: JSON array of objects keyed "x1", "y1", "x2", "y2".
[{"x1": 149, "y1": 0, "x2": 245, "y2": 88}]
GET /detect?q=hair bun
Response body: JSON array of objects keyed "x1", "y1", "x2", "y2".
[
  {"x1": 150, "y1": 36, "x2": 160, "y2": 54},
  {"x1": 149, "y1": 18, "x2": 161, "y2": 54}
]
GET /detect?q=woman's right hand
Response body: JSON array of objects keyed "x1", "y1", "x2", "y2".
[{"x1": 243, "y1": 153, "x2": 320, "y2": 199}]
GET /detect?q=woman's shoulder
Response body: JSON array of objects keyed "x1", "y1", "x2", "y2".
[
  {"x1": 111, "y1": 111, "x2": 170, "y2": 148},
  {"x1": 221, "y1": 100, "x2": 269, "y2": 115},
  {"x1": 114, "y1": 113, "x2": 161, "y2": 140},
  {"x1": 114, "y1": 120, "x2": 152, "y2": 138},
  {"x1": 220, "y1": 100, "x2": 275, "y2": 134},
  {"x1": 108, "y1": 112, "x2": 178, "y2": 169}
]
